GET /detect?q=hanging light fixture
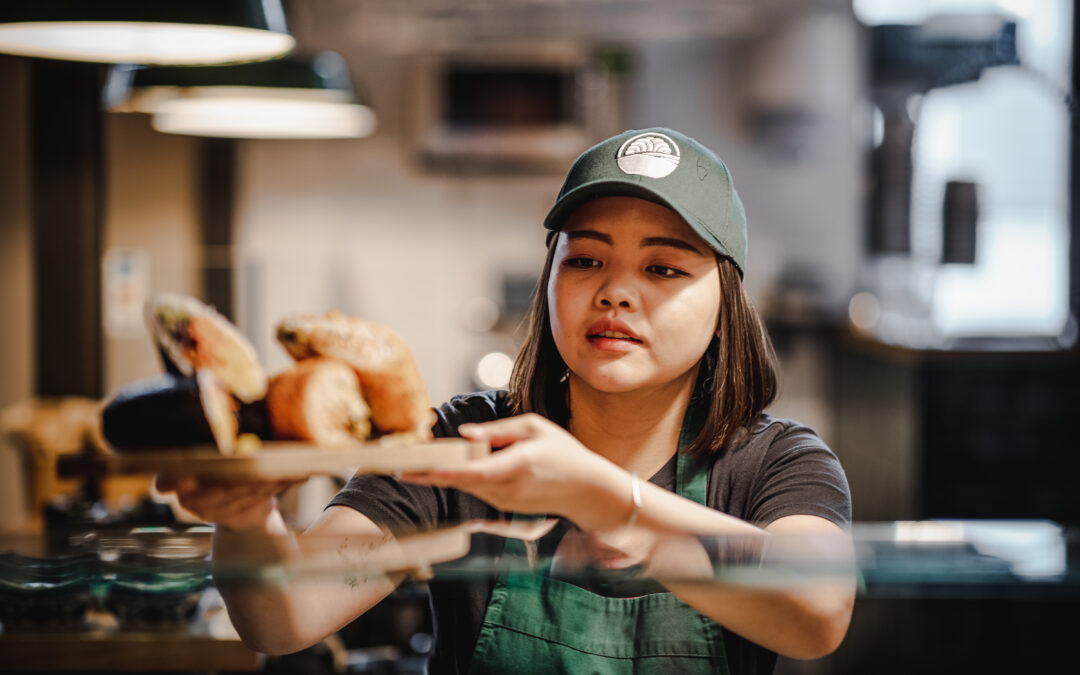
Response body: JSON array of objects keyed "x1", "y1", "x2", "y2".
[
  {"x1": 106, "y1": 52, "x2": 377, "y2": 140},
  {"x1": 0, "y1": 0, "x2": 294, "y2": 65}
]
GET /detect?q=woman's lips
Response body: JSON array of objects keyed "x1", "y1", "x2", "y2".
[
  {"x1": 587, "y1": 335, "x2": 641, "y2": 352},
  {"x1": 586, "y1": 319, "x2": 642, "y2": 352}
]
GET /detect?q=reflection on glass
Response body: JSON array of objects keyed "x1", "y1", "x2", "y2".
[{"x1": 3, "y1": 521, "x2": 1074, "y2": 602}]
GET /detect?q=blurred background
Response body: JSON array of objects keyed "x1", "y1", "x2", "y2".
[{"x1": 0, "y1": 0, "x2": 1077, "y2": 673}]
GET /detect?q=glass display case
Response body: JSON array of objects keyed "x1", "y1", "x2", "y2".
[{"x1": 2, "y1": 514, "x2": 1077, "y2": 674}]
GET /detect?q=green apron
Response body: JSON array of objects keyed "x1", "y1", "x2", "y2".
[{"x1": 468, "y1": 431, "x2": 729, "y2": 675}]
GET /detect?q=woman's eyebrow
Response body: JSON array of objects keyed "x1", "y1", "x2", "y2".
[
  {"x1": 641, "y1": 237, "x2": 705, "y2": 255},
  {"x1": 565, "y1": 230, "x2": 612, "y2": 244}
]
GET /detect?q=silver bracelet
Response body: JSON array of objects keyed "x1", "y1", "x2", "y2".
[{"x1": 626, "y1": 472, "x2": 642, "y2": 529}]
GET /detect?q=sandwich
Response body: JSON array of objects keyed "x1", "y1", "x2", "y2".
[
  {"x1": 142, "y1": 293, "x2": 268, "y2": 453},
  {"x1": 145, "y1": 292, "x2": 267, "y2": 403}
]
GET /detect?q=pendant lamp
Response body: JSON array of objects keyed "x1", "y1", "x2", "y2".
[
  {"x1": 106, "y1": 52, "x2": 377, "y2": 140},
  {"x1": 0, "y1": 0, "x2": 293, "y2": 65}
]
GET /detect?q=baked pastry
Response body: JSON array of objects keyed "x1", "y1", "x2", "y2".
[
  {"x1": 275, "y1": 312, "x2": 435, "y2": 438},
  {"x1": 145, "y1": 293, "x2": 267, "y2": 403},
  {"x1": 265, "y1": 357, "x2": 371, "y2": 447}
]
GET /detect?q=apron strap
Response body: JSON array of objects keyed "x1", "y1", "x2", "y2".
[
  {"x1": 675, "y1": 394, "x2": 710, "y2": 505},
  {"x1": 675, "y1": 451, "x2": 709, "y2": 505}
]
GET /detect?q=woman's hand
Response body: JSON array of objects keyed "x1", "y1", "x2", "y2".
[
  {"x1": 399, "y1": 413, "x2": 628, "y2": 531},
  {"x1": 155, "y1": 474, "x2": 303, "y2": 533}
]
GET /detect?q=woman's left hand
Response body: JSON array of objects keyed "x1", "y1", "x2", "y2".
[{"x1": 399, "y1": 413, "x2": 627, "y2": 530}]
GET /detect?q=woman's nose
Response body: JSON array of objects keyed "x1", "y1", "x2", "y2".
[
  {"x1": 595, "y1": 273, "x2": 636, "y2": 309},
  {"x1": 599, "y1": 296, "x2": 630, "y2": 308}
]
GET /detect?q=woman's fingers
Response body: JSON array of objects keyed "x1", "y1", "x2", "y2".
[
  {"x1": 402, "y1": 414, "x2": 599, "y2": 517},
  {"x1": 154, "y1": 474, "x2": 196, "y2": 494},
  {"x1": 185, "y1": 482, "x2": 272, "y2": 510},
  {"x1": 400, "y1": 445, "x2": 528, "y2": 485},
  {"x1": 457, "y1": 413, "x2": 549, "y2": 447},
  {"x1": 155, "y1": 475, "x2": 301, "y2": 525},
  {"x1": 446, "y1": 449, "x2": 528, "y2": 479},
  {"x1": 211, "y1": 493, "x2": 278, "y2": 521},
  {"x1": 162, "y1": 476, "x2": 300, "y2": 496}
]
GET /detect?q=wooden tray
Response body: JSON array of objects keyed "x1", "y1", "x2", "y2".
[{"x1": 56, "y1": 438, "x2": 489, "y2": 479}]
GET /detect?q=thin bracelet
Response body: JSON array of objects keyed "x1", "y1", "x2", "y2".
[{"x1": 626, "y1": 472, "x2": 642, "y2": 529}]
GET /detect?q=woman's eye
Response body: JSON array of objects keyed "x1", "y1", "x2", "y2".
[
  {"x1": 647, "y1": 264, "x2": 688, "y2": 278},
  {"x1": 564, "y1": 257, "x2": 600, "y2": 269}
]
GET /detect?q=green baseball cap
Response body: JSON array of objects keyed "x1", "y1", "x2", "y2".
[{"x1": 543, "y1": 127, "x2": 748, "y2": 277}]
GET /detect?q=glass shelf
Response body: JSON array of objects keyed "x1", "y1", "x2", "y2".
[
  {"x1": 3, "y1": 519, "x2": 1076, "y2": 673},
  {"x1": 2, "y1": 519, "x2": 1076, "y2": 611}
]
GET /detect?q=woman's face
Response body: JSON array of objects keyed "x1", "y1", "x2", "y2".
[{"x1": 548, "y1": 196, "x2": 722, "y2": 395}]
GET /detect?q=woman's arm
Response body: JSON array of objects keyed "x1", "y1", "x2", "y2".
[
  {"x1": 654, "y1": 514, "x2": 855, "y2": 659},
  {"x1": 568, "y1": 471, "x2": 854, "y2": 658},
  {"x1": 157, "y1": 478, "x2": 405, "y2": 655},
  {"x1": 399, "y1": 414, "x2": 856, "y2": 660},
  {"x1": 546, "y1": 473, "x2": 855, "y2": 657}
]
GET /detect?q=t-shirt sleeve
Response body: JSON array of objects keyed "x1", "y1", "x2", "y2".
[
  {"x1": 326, "y1": 390, "x2": 508, "y2": 531},
  {"x1": 745, "y1": 420, "x2": 852, "y2": 529},
  {"x1": 328, "y1": 473, "x2": 445, "y2": 532}
]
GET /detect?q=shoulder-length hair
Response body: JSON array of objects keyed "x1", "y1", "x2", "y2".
[{"x1": 508, "y1": 239, "x2": 779, "y2": 456}]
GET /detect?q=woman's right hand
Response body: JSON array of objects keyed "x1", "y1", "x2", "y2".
[{"x1": 154, "y1": 475, "x2": 302, "y2": 533}]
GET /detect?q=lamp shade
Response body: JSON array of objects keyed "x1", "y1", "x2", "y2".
[
  {"x1": 107, "y1": 52, "x2": 377, "y2": 140},
  {"x1": 0, "y1": 0, "x2": 294, "y2": 65}
]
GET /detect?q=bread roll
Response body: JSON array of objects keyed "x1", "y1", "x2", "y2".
[
  {"x1": 146, "y1": 293, "x2": 267, "y2": 403},
  {"x1": 266, "y1": 357, "x2": 371, "y2": 447},
  {"x1": 275, "y1": 313, "x2": 435, "y2": 438}
]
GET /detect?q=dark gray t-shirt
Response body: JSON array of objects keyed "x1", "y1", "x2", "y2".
[{"x1": 329, "y1": 390, "x2": 851, "y2": 675}]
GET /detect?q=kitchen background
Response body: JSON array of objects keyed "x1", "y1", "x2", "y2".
[{"x1": 0, "y1": 0, "x2": 1077, "y2": 672}]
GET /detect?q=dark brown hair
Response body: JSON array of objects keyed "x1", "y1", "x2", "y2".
[{"x1": 508, "y1": 240, "x2": 779, "y2": 456}]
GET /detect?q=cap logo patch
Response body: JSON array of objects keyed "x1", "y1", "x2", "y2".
[{"x1": 616, "y1": 132, "x2": 680, "y2": 179}]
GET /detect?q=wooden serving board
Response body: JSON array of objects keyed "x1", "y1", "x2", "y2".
[{"x1": 56, "y1": 438, "x2": 490, "y2": 479}]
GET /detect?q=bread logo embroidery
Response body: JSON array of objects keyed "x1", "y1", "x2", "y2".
[{"x1": 616, "y1": 132, "x2": 681, "y2": 179}]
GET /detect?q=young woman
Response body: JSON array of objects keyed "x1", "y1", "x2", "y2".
[{"x1": 162, "y1": 127, "x2": 854, "y2": 675}]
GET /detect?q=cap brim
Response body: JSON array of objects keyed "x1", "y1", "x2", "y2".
[{"x1": 543, "y1": 178, "x2": 742, "y2": 276}]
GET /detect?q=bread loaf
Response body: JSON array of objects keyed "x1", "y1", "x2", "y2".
[
  {"x1": 266, "y1": 357, "x2": 371, "y2": 447},
  {"x1": 275, "y1": 313, "x2": 435, "y2": 438}
]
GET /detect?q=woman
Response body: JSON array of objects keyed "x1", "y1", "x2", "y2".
[{"x1": 163, "y1": 127, "x2": 854, "y2": 674}]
